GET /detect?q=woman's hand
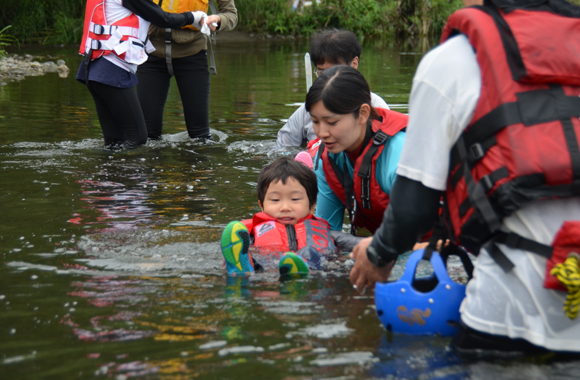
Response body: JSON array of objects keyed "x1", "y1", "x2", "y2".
[
  {"x1": 349, "y1": 237, "x2": 394, "y2": 294},
  {"x1": 207, "y1": 15, "x2": 221, "y2": 31}
]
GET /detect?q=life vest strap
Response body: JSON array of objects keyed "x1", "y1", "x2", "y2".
[
  {"x1": 457, "y1": 166, "x2": 509, "y2": 218},
  {"x1": 89, "y1": 22, "x2": 140, "y2": 39},
  {"x1": 451, "y1": 86, "x2": 580, "y2": 172},
  {"x1": 450, "y1": 85, "x2": 580, "y2": 229},
  {"x1": 456, "y1": 136, "x2": 502, "y2": 235},
  {"x1": 164, "y1": 28, "x2": 174, "y2": 77},
  {"x1": 208, "y1": 0, "x2": 218, "y2": 75},
  {"x1": 477, "y1": 4, "x2": 527, "y2": 81},
  {"x1": 358, "y1": 130, "x2": 391, "y2": 210},
  {"x1": 485, "y1": 231, "x2": 553, "y2": 273}
]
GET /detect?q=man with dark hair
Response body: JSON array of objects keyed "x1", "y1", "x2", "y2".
[
  {"x1": 308, "y1": 29, "x2": 361, "y2": 72},
  {"x1": 274, "y1": 29, "x2": 389, "y2": 149}
]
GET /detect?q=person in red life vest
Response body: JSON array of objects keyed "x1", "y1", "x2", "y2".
[
  {"x1": 350, "y1": 0, "x2": 580, "y2": 355},
  {"x1": 76, "y1": 0, "x2": 205, "y2": 149},
  {"x1": 305, "y1": 65, "x2": 408, "y2": 237},
  {"x1": 221, "y1": 155, "x2": 364, "y2": 276}
]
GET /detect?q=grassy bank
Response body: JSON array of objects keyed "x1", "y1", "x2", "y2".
[
  {"x1": 236, "y1": 0, "x2": 463, "y2": 44},
  {"x1": 0, "y1": 0, "x2": 463, "y2": 47},
  {"x1": 1, "y1": 0, "x2": 579, "y2": 47}
]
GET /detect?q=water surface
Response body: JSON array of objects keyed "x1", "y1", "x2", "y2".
[{"x1": 1, "y1": 39, "x2": 576, "y2": 379}]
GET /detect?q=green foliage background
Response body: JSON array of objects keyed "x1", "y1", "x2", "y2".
[{"x1": 1, "y1": 0, "x2": 579, "y2": 46}]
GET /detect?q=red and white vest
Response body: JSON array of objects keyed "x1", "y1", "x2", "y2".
[
  {"x1": 312, "y1": 108, "x2": 408, "y2": 234},
  {"x1": 241, "y1": 213, "x2": 337, "y2": 254},
  {"x1": 440, "y1": 5, "x2": 580, "y2": 275},
  {"x1": 79, "y1": 0, "x2": 154, "y2": 65}
]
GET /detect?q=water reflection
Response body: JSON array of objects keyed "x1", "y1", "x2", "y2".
[{"x1": 4, "y1": 43, "x2": 580, "y2": 380}]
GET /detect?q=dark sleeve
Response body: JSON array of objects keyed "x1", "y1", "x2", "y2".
[
  {"x1": 369, "y1": 176, "x2": 442, "y2": 262},
  {"x1": 330, "y1": 230, "x2": 364, "y2": 252},
  {"x1": 122, "y1": 0, "x2": 194, "y2": 28}
]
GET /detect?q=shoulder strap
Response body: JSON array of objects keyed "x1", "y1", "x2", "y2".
[{"x1": 207, "y1": 0, "x2": 218, "y2": 75}]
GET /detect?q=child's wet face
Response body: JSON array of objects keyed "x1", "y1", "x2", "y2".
[{"x1": 260, "y1": 177, "x2": 315, "y2": 225}]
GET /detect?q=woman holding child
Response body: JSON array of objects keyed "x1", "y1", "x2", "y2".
[{"x1": 307, "y1": 65, "x2": 408, "y2": 235}]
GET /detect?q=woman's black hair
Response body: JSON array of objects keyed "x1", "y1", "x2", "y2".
[
  {"x1": 305, "y1": 65, "x2": 380, "y2": 120},
  {"x1": 257, "y1": 156, "x2": 318, "y2": 208}
]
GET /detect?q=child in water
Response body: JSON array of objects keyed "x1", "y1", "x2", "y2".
[{"x1": 221, "y1": 155, "x2": 342, "y2": 276}]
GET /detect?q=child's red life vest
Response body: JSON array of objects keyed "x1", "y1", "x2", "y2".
[
  {"x1": 79, "y1": 0, "x2": 153, "y2": 65},
  {"x1": 440, "y1": 5, "x2": 580, "y2": 277},
  {"x1": 241, "y1": 213, "x2": 337, "y2": 254},
  {"x1": 310, "y1": 107, "x2": 408, "y2": 234}
]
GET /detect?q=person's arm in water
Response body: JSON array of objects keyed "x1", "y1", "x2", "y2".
[
  {"x1": 122, "y1": 0, "x2": 195, "y2": 28},
  {"x1": 349, "y1": 176, "x2": 442, "y2": 289},
  {"x1": 275, "y1": 104, "x2": 312, "y2": 148}
]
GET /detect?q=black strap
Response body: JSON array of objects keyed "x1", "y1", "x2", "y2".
[
  {"x1": 422, "y1": 218, "x2": 474, "y2": 281},
  {"x1": 451, "y1": 88, "x2": 580, "y2": 173},
  {"x1": 440, "y1": 243, "x2": 475, "y2": 280},
  {"x1": 342, "y1": 159, "x2": 357, "y2": 235},
  {"x1": 456, "y1": 137, "x2": 502, "y2": 235},
  {"x1": 458, "y1": 166, "x2": 509, "y2": 217},
  {"x1": 83, "y1": 50, "x2": 93, "y2": 92},
  {"x1": 485, "y1": 231, "x2": 554, "y2": 273},
  {"x1": 286, "y1": 225, "x2": 298, "y2": 251},
  {"x1": 164, "y1": 28, "x2": 174, "y2": 77},
  {"x1": 478, "y1": 3, "x2": 527, "y2": 81},
  {"x1": 207, "y1": 0, "x2": 218, "y2": 75},
  {"x1": 423, "y1": 215, "x2": 448, "y2": 261},
  {"x1": 450, "y1": 136, "x2": 497, "y2": 188},
  {"x1": 358, "y1": 129, "x2": 391, "y2": 210}
]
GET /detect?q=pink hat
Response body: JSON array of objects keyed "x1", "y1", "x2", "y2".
[{"x1": 294, "y1": 151, "x2": 314, "y2": 170}]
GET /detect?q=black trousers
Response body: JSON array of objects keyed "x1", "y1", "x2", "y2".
[
  {"x1": 453, "y1": 321, "x2": 580, "y2": 359},
  {"x1": 87, "y1": 80, "x2": 147, "y2": 149},
  {"x1": 136, "y1": 51, "x2": 211, "y2": 140}
]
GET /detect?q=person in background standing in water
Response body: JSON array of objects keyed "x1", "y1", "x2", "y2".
[
  {"x1": 136, "y1": 0, "x2": 238, "y2": 141},
  {"x1": 275, "y1": 28, "x2": 389, "y2": 149},
  {"x1": 350, "y1": 0, "x2": 580, "y2": 356},
  {"x1": 77, "y1": 0, "x2": 203, "y2": 149}
]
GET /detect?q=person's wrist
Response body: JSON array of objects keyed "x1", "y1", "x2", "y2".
[{"x1": 366, "y1": 244, "x2": 394, "y2": 268}]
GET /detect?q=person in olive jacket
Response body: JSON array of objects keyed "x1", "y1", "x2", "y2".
[{"x1": 136, "y1": 0, "x2": 238, "y2": 141}]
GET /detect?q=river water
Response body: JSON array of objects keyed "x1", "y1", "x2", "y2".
[{"x1": 1, "y1": 39, "x2": 578, "y2": 379}]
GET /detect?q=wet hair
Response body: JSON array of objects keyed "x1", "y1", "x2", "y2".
[
  {"x1": 309, "y1": 29, "x2": 362, "y2": 67},
  {"x1": 305, "y1": 65, "x2": 380, "y2": 120},
  {"x1": 257, "y1": 156, "x2": 318, "y2": 208}
]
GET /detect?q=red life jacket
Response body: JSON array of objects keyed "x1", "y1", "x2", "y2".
[
  {"x1": 440, "y1": 5, "x2": 580, "y2": 272},
  {"x1": 241, "y1": 212, "x2": 337, "y2": 254},
  {"x1": 313, "y1": 108, "x2": 408, "y2": 234},
  {"x1": 79, "y1": 0, "x2": 152, "y2": 64}
]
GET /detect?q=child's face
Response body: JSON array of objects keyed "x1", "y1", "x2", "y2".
[{"x1": 259, "y1": 177, "x2": 315, "y2": 225}]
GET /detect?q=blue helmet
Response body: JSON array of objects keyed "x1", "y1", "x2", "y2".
[{"x1": 375, "y1": 248, "x2": 471, "y2": 336}]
